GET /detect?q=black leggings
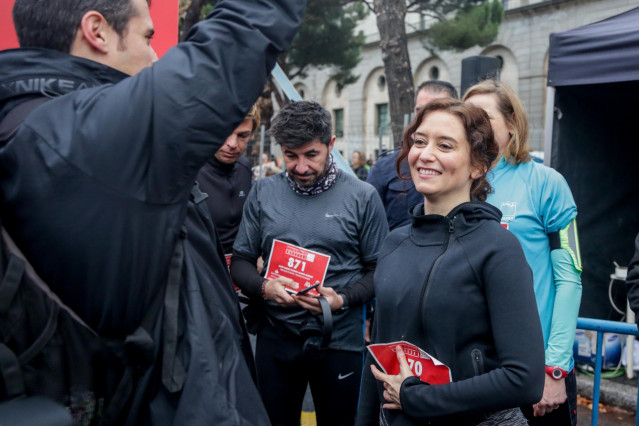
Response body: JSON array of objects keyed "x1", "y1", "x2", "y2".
[{"x1": 255, "y1": 323, "x2": 363, "y2": 426}]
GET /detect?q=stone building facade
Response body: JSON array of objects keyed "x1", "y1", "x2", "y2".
[{"x1": 292, "y1": 0, "x2": 638, "y2": 161}]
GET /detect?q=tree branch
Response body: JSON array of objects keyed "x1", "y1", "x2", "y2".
[
  {"x1": 360, "y1": 0, "x2": 376, "y2": 13},
  {"x1": 288, "y1": 67, "x2": 305, "y2": 80},
  {"x1": 423, "y1": 10, "x2": 446, "y2": 22}
]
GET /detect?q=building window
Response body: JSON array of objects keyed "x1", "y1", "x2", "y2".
[
  {"x1": 376, "y1": 103, "x2": 389, "y2": 135},
  {"x1": 334, "y1": 108, "x2": 344, "y2": 137},
  {"x1": 377, "y1": 75, "x2": 386, "y2": 91},
  {"x1": 429, "y1": 66, "x2": 440, "y2": 80}
]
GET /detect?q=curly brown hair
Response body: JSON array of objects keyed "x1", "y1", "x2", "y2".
[{"x1": 396, "y1": 98, "x2": 499, "y2": 201}]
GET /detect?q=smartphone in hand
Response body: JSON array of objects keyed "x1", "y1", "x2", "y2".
[{"x1": 286, "y1": 282, "x2": 320, "y2": 295}]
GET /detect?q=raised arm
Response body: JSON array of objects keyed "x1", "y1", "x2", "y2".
[{"x1": 60, "y1": 0, "x2": 307, "y2": 203}]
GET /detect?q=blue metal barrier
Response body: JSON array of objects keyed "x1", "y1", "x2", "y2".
[{"x1": 577, "y1": 317, "x2": 639, "y2": 425}]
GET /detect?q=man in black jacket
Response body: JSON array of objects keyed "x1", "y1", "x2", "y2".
[
  {"x1": 0, "y1": 0, "x2": 306, "y2": 424},
  {"x1": 197, "y1": 103, "x2": 259, "y2": 255}
]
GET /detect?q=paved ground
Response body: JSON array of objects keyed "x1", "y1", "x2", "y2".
[
  {"x1": 298, "y1": 393, "x2": 638, "y2": 426},
  {"x1": 256, "y1": 334, "x2": 639, "y2": 425},
  {"x1": 576, "y1": 368, "x2": 638, "y2": 424},
  {"x1": 577, "y1": 398, "x2": 636, "y2": 426}
]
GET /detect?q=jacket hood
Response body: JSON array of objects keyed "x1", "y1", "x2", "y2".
[{"x1": 0, "y1": 48, "x2": 127, "y2": 113}]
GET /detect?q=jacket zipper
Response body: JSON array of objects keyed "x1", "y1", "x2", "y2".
[
  {"x1": 418, "y1": 216, "x2": 456, "y2": 340},
  {"x1": 471, "y1": 348, "x2": 484, "y2": 376}
]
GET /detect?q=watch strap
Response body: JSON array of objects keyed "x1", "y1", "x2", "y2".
[
  {"x1": 337, "y1": 293, "x2": 349, "y2": 312},
  {"x1": 545, "y1": 366, "x2": 568, "y2": 380}
]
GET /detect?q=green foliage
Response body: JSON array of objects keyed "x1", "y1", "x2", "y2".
[
  {"x1": 286, "y1": 0, "x2": 367, "y2": 88},
  {"x1": 201, "y1": 1, "x2": 216, "y2": 18},
  {"x1": 427, "y1": 0, "x2": 503, "y2": 52},
  {"x1": 178, "y1": 0, "x2": 217, "y2": 39},
  {"x1": 411, "y1": 0, "x2": 483, "y2": 17},
  {"x1": 179, "y1": 0, "x2": 366, "y2": 89}
]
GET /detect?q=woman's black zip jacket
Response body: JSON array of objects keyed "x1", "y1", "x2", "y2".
[{"x1": 357, "y1": 201, "x2": 545, "y2": 425}]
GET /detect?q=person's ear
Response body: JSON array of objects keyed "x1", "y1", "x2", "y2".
[
  {"x1": 470, "y1": 166, "x2": 484, "y2": 180},
  {"x1": 507, "y1": 115, "x2": 516, "y2": 136},
  {"x1": 77, "y1": 11, "x2": 114, "y2": 54},
  {"x1": 328, "y1": 135, "x2": 336, "y2": 151}
]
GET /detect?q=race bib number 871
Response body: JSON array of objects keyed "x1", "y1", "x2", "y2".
[{"x1": 265, "y1": 240, "x2": 330, "y2": 296}]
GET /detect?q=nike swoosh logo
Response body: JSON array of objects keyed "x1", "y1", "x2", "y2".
[
  {"x1": 325, "y1": 213, "x2": 339, "y2": 218},
  {"x1": 338, "y1": 372, "x2": 354, "y2": 380}
]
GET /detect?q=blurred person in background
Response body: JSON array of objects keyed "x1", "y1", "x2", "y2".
[
  {"x1": 253, "y1": 152, "x2": 281, "y2": 180},
  {"x1": 351, "y1": 150, "x2": 369, "y2": 181}
]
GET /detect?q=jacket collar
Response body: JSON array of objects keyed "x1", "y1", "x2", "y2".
[
  {"x1": 0, "y1": 48, "x2": 128, "y2": 107},
  {"x1": 206, "y1": 155, "x2": 236, "y2": 174},
  {"x1": 408, "y1": 201, "x2": 503, "y2": 244}
]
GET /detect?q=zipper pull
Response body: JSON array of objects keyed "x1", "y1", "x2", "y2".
[{"x1": 448, "y1": 216, "x2": 455, "y2": 233}]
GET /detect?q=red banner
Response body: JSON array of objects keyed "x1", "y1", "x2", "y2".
[
  {"x1": 0, "y1": 1, "x2": 18, "y2": 51},
  {"x1": 1, "y1": 0, "x2": 178, "y2": 57}
]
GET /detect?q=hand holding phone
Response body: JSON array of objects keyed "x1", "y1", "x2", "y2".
[
  {"x1": 286, "y1": 282, "x2": 320, "y2": 295},
  {"x1": 297, "y1": 282, "x2": 320, "y2": 295}
]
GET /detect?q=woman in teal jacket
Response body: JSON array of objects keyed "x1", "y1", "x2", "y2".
[{"x1": 465, "y1": 80, "x2": 582, "y2": 426}]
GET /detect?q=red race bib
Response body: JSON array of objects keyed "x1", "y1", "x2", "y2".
[
  {"x1": 368, "y1": 341, "x2": 452, "y2": 385},
  {"x1": 264, "y1": 240, "x2": 331, "y2": 297}
]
